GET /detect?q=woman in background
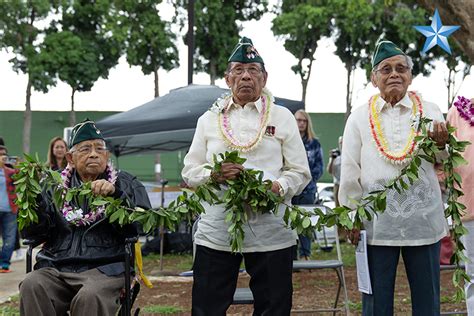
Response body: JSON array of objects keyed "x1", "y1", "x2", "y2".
[
  {"x1": 47, "y1": 137, "x2": 67, "y2": 171},
  {"x1": 293, "y1": 109, "x2": 324, "y2": 260}
]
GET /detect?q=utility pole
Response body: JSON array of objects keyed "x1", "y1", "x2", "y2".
[{"x1": 187, "y1": 0, "x2": 195, "y2": 85}]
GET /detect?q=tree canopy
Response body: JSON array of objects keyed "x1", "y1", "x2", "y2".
[
  {"x1": 114, "y1": 0, "x2": 179, "y2": 98},
  {"x1": 173, "y1": 0, "x2": 268, "y2": 84}
]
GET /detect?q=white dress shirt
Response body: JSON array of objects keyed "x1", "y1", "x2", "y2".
[
  {"x1": 182, "y1": 95, "x2": 311, "y2": 252},
  {"x1": 339, "y1": 93, "x2": 448, "y2": 246}
]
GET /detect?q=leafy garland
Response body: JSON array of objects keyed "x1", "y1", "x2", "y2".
[
  {"x1": 13, "y1": 117, "x2": 469, "y2": 299},
  {"x1": 13, "y1": 151, "x2": 316, "y2": 253}
]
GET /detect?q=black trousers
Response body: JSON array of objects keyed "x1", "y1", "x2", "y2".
[{"x1": 192, "y1": 245, "x2": 293, "y2": 316}]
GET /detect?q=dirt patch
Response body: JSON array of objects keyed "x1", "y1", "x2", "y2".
[{"x1": 135, "y1": 258, "x2": 466, "y2": 315}]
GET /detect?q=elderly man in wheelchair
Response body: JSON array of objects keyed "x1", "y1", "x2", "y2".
[{"x1": 19, "y1": 119, "x2": 151, "y2": 316}]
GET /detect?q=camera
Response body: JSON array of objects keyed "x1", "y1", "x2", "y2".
[
  {"x1": 330, "y1": 149, "x2": 340, "y2": 158},
  {"x1": 5, "y1": 156, "x2": 18, "y2": 165}
]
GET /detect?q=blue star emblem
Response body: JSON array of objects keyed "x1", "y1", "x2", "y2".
[{"x1": 413, "y1": 9, "x2": 460, "y2": 54}]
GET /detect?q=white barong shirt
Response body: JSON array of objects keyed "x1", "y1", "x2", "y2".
[
  {"x1": 182, "y1": 96, "x2": 311, "y2": 252},
  {"x1": 339, "y1": 93, "x2": 448, "y2": 246}
]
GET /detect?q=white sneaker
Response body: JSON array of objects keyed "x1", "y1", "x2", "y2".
[{"x1": 10, "y1": 249, "x2": 25, "y2": 262}]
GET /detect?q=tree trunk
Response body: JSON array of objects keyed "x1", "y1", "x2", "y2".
[
  {"x1": 154, "y1": 69, "x2": 159, "y2": 98},
  {"x1": 447, "y1": 68, "x2": 454, "y2": 109},
  {"x1": 301, "y1": 77, "x2": 308, "y2": 106},
  {"x1": 344, "y1": 63, "x2": 353, "y2": 123},
  {"x1": 22, "y1": 77, "x2": 33, "y2": 153},
  {"x1": 209, "y1": 60, "x2": 216, "y2": 85},
  {"x1": 301, "y1": 58, "x2": 315, "y2": 107},
  {"x1": 70, "y1": 88, "x2": 76, "y2": 126}
]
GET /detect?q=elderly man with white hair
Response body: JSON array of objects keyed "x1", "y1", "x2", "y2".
[{"x1": 339, "y1": 39, "x2": 449, "y2": 315}]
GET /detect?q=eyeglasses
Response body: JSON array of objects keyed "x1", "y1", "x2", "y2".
[
  {"x1": 229, "y1": 66, "x2": 263, "y2": 76},
  {"x1": 375, "y1": 64, "x2": 410, "y2": 75},
  {"x1": 296, "y1": 119, "x2": 307, "y2": 123},
  {"x1": 72, "y1": 145, "x2": 108, "y2": 155}
]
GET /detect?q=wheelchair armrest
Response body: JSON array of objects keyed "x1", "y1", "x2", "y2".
[
  {"x1": 124, "y1": 236, "x2": 139, "y2": 245},
  {"x1": 23, "y1": 239, "x2": 44, "y2": 248}
]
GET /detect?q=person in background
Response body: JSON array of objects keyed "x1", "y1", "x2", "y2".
[
  {"x1": 293, "y1": 109, "x2": 324, "y2": 260},
  {"x1": 327, "y1": 136, "x2": 342, "y2": 207},
  {"x1": 0, "y1": 137, "x2": 18, "y2": 273},
  {"x1": 47, "y1": 136, "x2": 68, "y2": 171},
  {"x1": 447, "y1": 97, "x2": 474, "y2": 314}
]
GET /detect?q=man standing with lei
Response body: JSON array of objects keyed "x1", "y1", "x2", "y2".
[
  {"x1": 19, "y1": 119, "x2": 151, "y2": 316},
  {"x1": 339, "y1": 40, "x2": 449, "y2": 315},
  {"x1": 182, "y1": 37, "x2": 311, "y2": 316}
]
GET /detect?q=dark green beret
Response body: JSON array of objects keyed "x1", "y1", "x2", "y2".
[
  {"x1": 228, "y1": 37, "x2": 264, "y2": 65},
  {"x1": 69, "y1": 118, "x2": 105, "y2": 148},
  {"x1": 372, "y1": 40, "x2": 406, "y2": 68}
]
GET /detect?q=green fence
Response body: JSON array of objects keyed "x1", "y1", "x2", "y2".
[{"x1": 0, "y1": 111, "x2": 345, "y2": 184}]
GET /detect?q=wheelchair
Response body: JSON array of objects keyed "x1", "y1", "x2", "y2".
[{"x1": 24, "y1": 237, "x2": 141, "y2": 316}]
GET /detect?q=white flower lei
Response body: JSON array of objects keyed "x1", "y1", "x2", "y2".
[{"x1": 60, "y1": 161, "x2": 117, "y2": 226}]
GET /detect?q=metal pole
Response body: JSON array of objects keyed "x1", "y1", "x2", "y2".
[
  {"x1": 159, "y1": 179, "x2": 169, "y2": 271},
  {"x1": 187, "y1": 0, "x2": 195, "y2": 85}
]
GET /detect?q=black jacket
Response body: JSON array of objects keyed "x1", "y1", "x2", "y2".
[{"x1": 22, "y1": 169, "x2": 152, "y2": 275}]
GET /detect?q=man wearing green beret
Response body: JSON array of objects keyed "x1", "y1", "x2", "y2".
[
  {"x1": 183, "y1": 37, "x2": 311, "y2": 315},
  {"x1": 19, "y1": 119, "x2": 152, "y2": 315},
  {"x1": 339, "y1": 39, "x2": 449, "y2": 314}
]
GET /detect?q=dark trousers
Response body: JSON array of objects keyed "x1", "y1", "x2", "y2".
[
  {"x1": 292, "y1": 192, "x2": 315, "y2": 258},
  {"x1": 362, "y1": 241, "x2": 441, "y2": 316},
  {"x1": 192, "y1": 245, "x2": 293, "y2": 316}
]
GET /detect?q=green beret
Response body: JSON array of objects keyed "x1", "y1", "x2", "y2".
[
  {"x1": 228, "y1": 37, "x2": 264, "y2": 65},
  {"x1": 69, "y1": 118, "x2": 105, "y2": 148},
  {"x1": 372, "y1": 40, "x2": 406, "y2": 68}
]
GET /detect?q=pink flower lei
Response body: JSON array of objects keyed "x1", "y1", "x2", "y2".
[
  {"x1": 217, "y1": 87, "x2": 273, "y2": 152},
  {"x1": 454, "y1": 96, "x2": 474, "y2": 126},
  {"x1": 60, "y1": 161, "x2": 117, "y2": 226}
]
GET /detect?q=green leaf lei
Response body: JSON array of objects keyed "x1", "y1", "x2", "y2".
[{"x1": 13, "y1": 117, "x2": 469, "y2": 299}]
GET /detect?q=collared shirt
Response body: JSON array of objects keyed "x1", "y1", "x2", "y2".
[
  {"x1": 182, "y1": 96, "x2": 311, "y2": 252},
  {"x1": 339, "y1": 93, "x2": 448, "y2": 246},
  {"x1": 447, "y1": 106, "x2": 474, "y2": 217}
]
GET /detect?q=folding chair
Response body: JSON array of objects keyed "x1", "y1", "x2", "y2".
[
  {"x1": 24, "y1": 236, "x2": 141, "y2": 316},
  {"x1": 290, "y1": 204, "x2": 349, "y2": 315}
]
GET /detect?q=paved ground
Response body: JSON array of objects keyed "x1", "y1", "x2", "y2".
[{"x1": 0, "y1": 250, "x2": 28, "y2": 304}]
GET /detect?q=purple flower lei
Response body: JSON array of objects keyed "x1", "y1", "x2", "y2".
[
  {"x1": 60, "y1": 161, "x2": 117, "y2": 226},
  {"x1": 453, "y1": 96, "x2": 474, "y2": 127}
]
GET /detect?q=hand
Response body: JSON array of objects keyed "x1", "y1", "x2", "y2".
[
  {"x1": 428, "y1": 121, "x2": 448, "y2": 149},
  {"x1": 347, "y1": 228, "x2": 361, "y2": 245},
  {"x1": 91, "y1": 179, "x2": 116, "y2": 196},
  {"x1": 271, "y1": 181, "x2": 283, "y2": 195},
  {"x1": 211, "y1": 163, "x2": 244, "y2": 183}
]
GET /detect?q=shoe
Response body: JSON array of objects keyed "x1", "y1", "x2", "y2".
[
  {"x1": 10, "y1": 249, "x2": 25, "y2": 262},
  {"x1": 0, "y1": 268, "x2": 12, "y2": 273}
]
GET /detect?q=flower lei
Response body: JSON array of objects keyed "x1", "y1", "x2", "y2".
[
  {"x1": 368, "y1": 91, "x2": 423, "y2": 164},
  {"x1": 60, "y1": 162, "x2": 117, "y2": 226},
  {"x1": 217, "y1": 87, "x2": 273, "y2": 152},
  {"x1": 453, "y1": 96, "x2": 474, "y2": 127}
]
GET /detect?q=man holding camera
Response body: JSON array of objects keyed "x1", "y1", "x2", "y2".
[
  {"x1": 0, "y1": 137, "x2": 18, "y2": 273},
  {"x1": 327, "y1": 136, "x2": 342, "y2": 207}
]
